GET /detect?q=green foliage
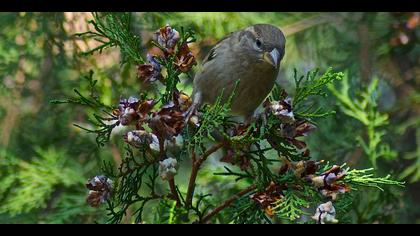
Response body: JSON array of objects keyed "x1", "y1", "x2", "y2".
[
  {"x1": 333, "y1": 192, "x2": 356, "y2": 223},
  {"x1": 265, "y1": 68, "x2": 344, "y2": 163},
  {"x1": 51, "y1": 70, "x2": 109, "y2": 109},
  {"x1": 262, "y1": 68, "x2": 343, "y2": 165},
  {"x1": 154, "y1": 199, "x2": 178, "y2": 224},
  {"x1": 104, "y1": 145, "x2": 162, "y2": 224},
  {"x1": 156, "y1": 27, "x2": 197, "y2": 103},
  {"x1": 76, "y1": 12, "x2": 143, "y2": 64},
  {"x1": 0, "y1": 12, "x2": 111, "y2": 223},
  {"x1": 40, "y1": 192, "x2": 104, "y2": 224},
  {"x1": 228, "y1": 196, "x2": 271, "y2": 224},
  {"x1": 351, "y1": 188, "x2": 402, "y2": 223},
  {"x1": 51, "y1": 71, "x2": 117, "y2": 147},
  {"x1": 344, "y1": 166, "x2": 405, "y2": 190},
  {"x1": 153, "y1": 198, "x2": 193, "y2": 224},
  {"x1": 292, "y1": 67, "x2": 344, "y2": 120},
  {"x1": 399, "y1": 127, "x2": 420, "y2": 182},
  {"x1": 0, "y1": 147, "x2": 84, "y2": 216},
  {"x1": 271, "y1": 189, "x2": 311, "y2": 221},
  {"x1": 328, "y1": 74, "x2": 397, "y2": 167},
  {"x1": 187, "y1": 81, "x2": 239, "y2": 154}
]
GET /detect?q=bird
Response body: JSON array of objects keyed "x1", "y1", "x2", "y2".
[{"x1": 189, "y1": 23, "x2": 286, "y2": 123}]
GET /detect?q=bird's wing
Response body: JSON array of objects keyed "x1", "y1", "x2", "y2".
[{"x1": 202, "y1": 32, "x2": 233, "y2": 65}]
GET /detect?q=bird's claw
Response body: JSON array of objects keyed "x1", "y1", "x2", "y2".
[{"x1": 184, "y1": 103, "x2": 199, "y2": 127}]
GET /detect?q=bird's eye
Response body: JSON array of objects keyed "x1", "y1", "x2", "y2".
[{"x1": 256, "y1": 39, "x2": 262, "y2": 48}]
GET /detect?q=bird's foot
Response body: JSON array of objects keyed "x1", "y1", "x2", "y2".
[{"x1": 184, "y1": 102, "x2": 199, "y2": 127}]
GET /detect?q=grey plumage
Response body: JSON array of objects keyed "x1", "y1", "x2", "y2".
[{"x1": 192, "y1": 24, "x2": 286, "y2": 120}]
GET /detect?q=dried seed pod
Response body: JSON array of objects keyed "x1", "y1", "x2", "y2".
[
  {"x1": 154, "y1": 24, "x2": 180, "y2": 54},
  {"x1": 86, "y1": 175, "x2": 113, "y2": 207},
  {"x1": 159, "y1": 157, "x2": 179, "y2": 180},
  {"x1": 137, "y1": 54, "x2": 163, "y2": 83},
  {"x1": 312, "y1": 201, "x2": 338, "y2": 224}
]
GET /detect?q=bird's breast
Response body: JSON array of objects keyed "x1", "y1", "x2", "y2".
[
  {"x1": 193, "y1": 45, "x2": 279, "y2": 118},
  {"x1": 230, "y1": 65, "x2": 277, "y2": 117}
]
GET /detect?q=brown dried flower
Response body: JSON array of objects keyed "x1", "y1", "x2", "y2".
[
  {"x1": 137, "y1": 54, "x2": 163, "y2": 83},
  {"x1": 292, "y1": 160, "x2": 321, "y2": 178},
  {"x1": 149, "y1": 101, "x2": 185, "y2": 140},
  {"x1": 250, "y1": 182, "x2": 284, "y2": 210},
  {"x1": 173, "y1": 90, "x2": 192, "y2": 112},
  {"x1": 124, "y1": 130, "x2": 154, "y2": 148},
  {"x1": 173, "y1": 43, "x2": 197, "y2": 73},
  {"x1": 136, "y1": 99, "x2": 155, "y2": 124},
  {"x1": 113, "y1": 97, "x2": 155, "y2": 127},
  {"x1": 155, "y1": 24, "x2": 180, "y2": 54},
  {"x1": 279, "y1": 120, "x2": 316, "y2": 150},
  {"x1": 306, "y1": 165, "x2": 349, "y2": 200},
  {"x1": 86, "y1": 175, "x2": 113, "y2": 207},
  {"x1": 115, "y1": 97, "x2": 140, "y2": 126},
  {"x1": 264, "y1": 97, "x2": 295, "y2": 124}
]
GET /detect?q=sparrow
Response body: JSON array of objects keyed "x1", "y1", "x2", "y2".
[{"x1": 190, "y1": 24, "x2": 286, "y2": 122}]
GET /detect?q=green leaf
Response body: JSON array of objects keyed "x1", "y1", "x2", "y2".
[{"x1": 271, "y1": 189, "x2": 313, "y2": 222}]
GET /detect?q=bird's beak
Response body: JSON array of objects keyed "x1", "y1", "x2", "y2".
[{"x1": 263, "y1": 48, "x2": 280, "y2": 69}]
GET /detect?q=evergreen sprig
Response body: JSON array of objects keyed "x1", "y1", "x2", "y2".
[
  {"x1": 0, "y1": 147, "x2": 84, "y2": 216},
  {"x1": 344, "y1": 166, "x2": 405, "y2": 190},
  {"x1": 271, "y1": 190, "x2": 311, "y2": 221},
  {"x1": 76, "y1": 12, "x2": 144, "y2": 64},
  {"x1": 51, "y1": 70, "x2": 118, "y2": 147},
  {"x1": 157, "y1": 27, "x2": 197, "y2": 104},
  {"x1": 105, "y1": 146, "x2": 162, "y2": 224},
  {"x1": 229, "y1": 195, "x2": 271, "y2": 224},
  {"x1": 328, "y1": 73, "x2": 397, "y2": 167},
  {"x1": 292, "y1": 67, "x2": 344, "y2": 120},
  {"x1": 188, "y1": 80, "x2": 240, "y2": 154}
]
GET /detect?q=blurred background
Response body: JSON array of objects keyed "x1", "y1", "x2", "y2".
[{"x1": 0, "y1": 12, "x2": 419, "y2": 223}]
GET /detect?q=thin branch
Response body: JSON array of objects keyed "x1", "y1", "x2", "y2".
[
  {"x1": 191, "y1": 149, "x2": 197, "y2": 163},
  {"x1": 200, "y1": 184, "x2": 257, "y2": 224},
  {"x1": 158, "y1": 136, "x2": 183, "y2": 207},
  {"x1": 158, "y1": 136, "x2": 166, "y2": 159},
  {"x1": 169, "y1": 178, "x2": 182, "y2": 207},
  {"x1": 198, "y1": 142, "x2": 225, "y2": 166},
  {"x1": 185, "y1": 142, "x2": 224, "y2": 208}
]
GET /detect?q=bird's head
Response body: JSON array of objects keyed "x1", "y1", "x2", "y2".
[{"x1": 240, "y1": 24, "x2": 286, "y2": 69}]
